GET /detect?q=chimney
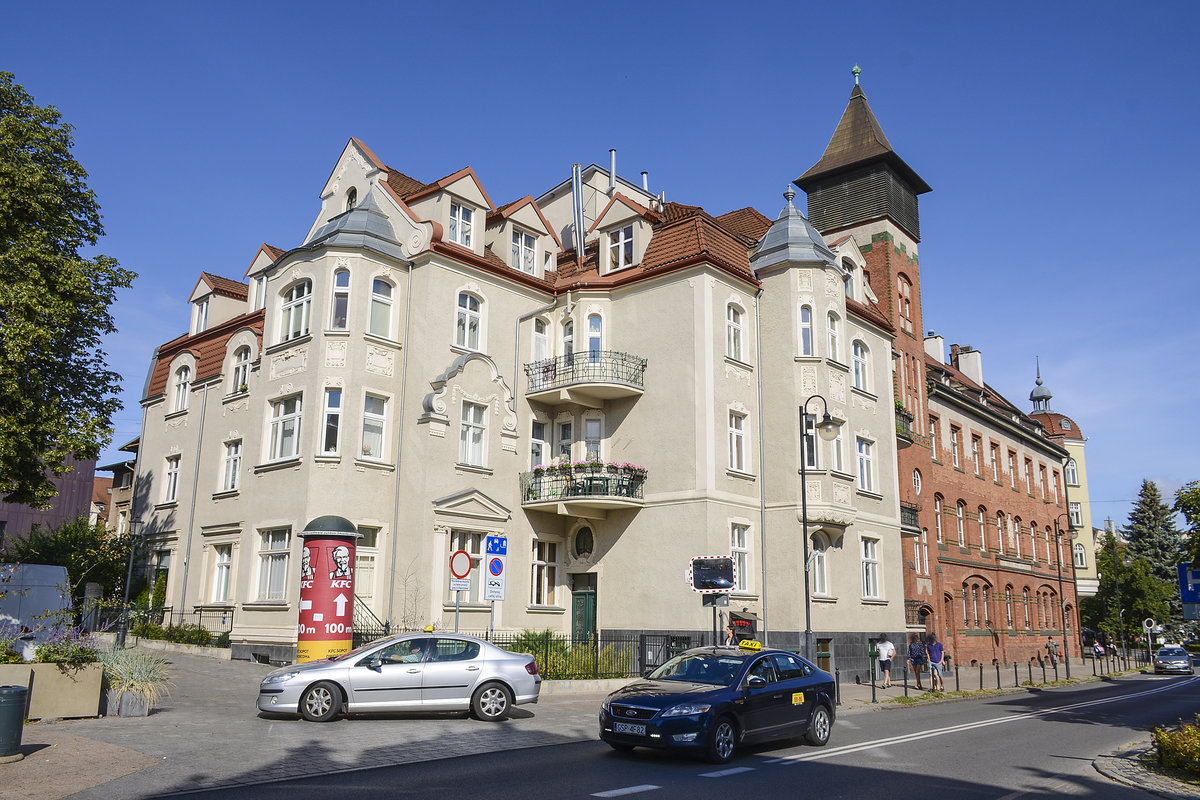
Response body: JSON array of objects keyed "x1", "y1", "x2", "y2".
[
  {"x1": 609, "y1": 149, "x2": 617, "y2": 197},
  {"x1": 924, "y1": 331, "x2": 945, "y2": 363},
  {"x1": 641, "y1": 171, "x2": 649, "y2": 191},
  {"x1": 953, "y1": 344, "x2": 984, "y2": 386}
]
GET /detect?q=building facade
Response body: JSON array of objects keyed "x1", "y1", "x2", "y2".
[{"x1": 132, "y1": 137, "x2": 909, "y2": 668}]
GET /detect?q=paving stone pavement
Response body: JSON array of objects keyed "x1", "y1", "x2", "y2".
[{"x1": 0, "y1": 649, "x2": 1192, "y2": 799}]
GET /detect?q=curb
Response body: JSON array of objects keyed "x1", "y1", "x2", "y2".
[{"x1": 1094, "y1": 742, "x2": 1200, "y2": 800}]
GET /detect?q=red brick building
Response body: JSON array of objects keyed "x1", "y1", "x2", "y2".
[{"x1": 796, "y1": 73, "x2": 1079, "y2": 666}]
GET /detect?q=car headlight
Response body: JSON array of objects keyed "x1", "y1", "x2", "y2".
[
  {"x1": 662, "y1": 702, "x2": 712, "y2": 718},
  {"x1": 262, "y1": 671, "x2": 300, "y2": 686}
]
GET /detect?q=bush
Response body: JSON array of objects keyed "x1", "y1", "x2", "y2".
[
  {"x1": 33, "y1": 627, "x2": 99, "y2": 666},
  {"x1": 0, "y1": 622, "x2": 25, "y2": 663},
  {"x1": 165, "y1": 623, "x2": 212, "y2": 646},
  {"x1": 214, "y1": 631, "x2": 231, "y2": 648},
  {"x1": 500, "y1": 629, "x2": 633, "y2": 679},
  {"x1": 1154, "y1": 718, "x2": 1200, "y2": 773},
  {"x1": 130, "y1": 621, "x2": 165, "y2": 640}
]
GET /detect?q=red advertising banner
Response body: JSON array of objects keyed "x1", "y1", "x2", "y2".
[{"x1": 296, "y1": 534, "x2": 357, "y2": 662}]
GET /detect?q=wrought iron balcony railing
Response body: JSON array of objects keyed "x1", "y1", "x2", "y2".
[
  {"x1": 524, "y1": 350, "x2": 647, "y2": 395},
  {"x1": 900, "y1": 500, "x2": 921, "y2": 532},
  {"x1": 521, "y1": 465, "x2": 646, "y2": 504},
  {"x1": 895, "y1": 408, "x2": 916, "y2": 449}
]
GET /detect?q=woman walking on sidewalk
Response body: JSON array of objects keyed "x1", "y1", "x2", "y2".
[
  {"x1": 907, "y1": 633, "x2": 927, "y2": 690},
  {"x1": 926, "y1": 633, "x2": 945, "y2": 692}
]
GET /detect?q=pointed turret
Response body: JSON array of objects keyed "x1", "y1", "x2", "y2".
[
  {"x1": 1030, "y1": 358, "x2": 1054, "y2": 413},
  {"x1": 750, "y1": 186, "x2": 836, "y2": 275},
  {"x1": 795, "y1": 69, "x2": 930, "y2": 241}
]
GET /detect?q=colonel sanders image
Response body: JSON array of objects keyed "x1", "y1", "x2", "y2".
[
  {"x1": 301, "y1": 547, "x2": 315, "y2": 580},
  {"x1": 329, "y1": 545, "x2": 352, "y2": 579}
]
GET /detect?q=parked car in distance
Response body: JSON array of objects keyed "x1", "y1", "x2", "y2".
[
  {"x1": 1153, "y1": 645, "x2": 1195, "y2": 675},
  {"x1": 599, "y1": 642, "x2": 835, "y2": 763},
  {"x1": 257, "y1": 633, "x2": 540, "y2": 722}
]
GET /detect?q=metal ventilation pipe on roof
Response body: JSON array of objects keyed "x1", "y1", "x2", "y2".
[
  {"x1": 572, "y1": 164, "x2": 585, "y2": 261},
  {"x1": 642, "y1": 171, "x2": 648, "y2": 191},
  {"x1": 609, "y1": 149, "x2": 617, "y2": 196}
]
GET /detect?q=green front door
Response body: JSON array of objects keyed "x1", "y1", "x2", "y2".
[{"x1": 571, "y1": 573, "x2": 597, "y2": 641}]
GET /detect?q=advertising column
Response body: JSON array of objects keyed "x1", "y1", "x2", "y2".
[{"x1": 297, "y1": 515, "x2": 360, "y2": 662}]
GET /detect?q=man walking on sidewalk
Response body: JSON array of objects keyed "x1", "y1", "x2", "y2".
[{"x1": 1045, "y1": 637, "x2": 1059, "y2": 667}]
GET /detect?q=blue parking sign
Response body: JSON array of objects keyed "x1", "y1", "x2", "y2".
[
  {"x1": 486, "y1": 535, "x2": 507, "y2": 556},
  {"x1": 1178, "y1": 564, "x2": 1200, "y2": 604}
]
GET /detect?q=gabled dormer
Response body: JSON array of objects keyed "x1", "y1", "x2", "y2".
[
  {"x1": 404, "y1": 167, "x2": 495, "y2": 258},
  {"x1": 589, "y1": 193, "x2": 657, "y2": 275},
  {"x1": 242, "y1": 243, "x2": 284, "y2": 313},
  {"x1": 485, "y1": 196, "x2": 562, "y2": 277},
  {"x1": 188, "y1": 273, "x2": 248, "y2": 334}
]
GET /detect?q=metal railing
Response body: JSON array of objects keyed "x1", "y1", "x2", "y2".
[
  {"x1": 900, "y1": 501, "x2": 920, "y2": 530},
  {"x1": 520, "y1": 467, "x2": 646, "y2": 503},
  {"x1": 524, "y1": 350, "x2": 647, "y2": 394},
  {"x1": 352, "y1": 597, "x2": 391, "y2": 649}
]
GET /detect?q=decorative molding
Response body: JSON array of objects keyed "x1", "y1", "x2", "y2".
[
  {"x1": 365, "y1": 346, "x2": 395, "y2": 377},
  {"x1": 323, "y1": 376, "x2": 344, "y2": 388},
  {"x1": 276, "y1": 382, "x2": 295, "y2": 396},
  {"x1": 335, "y1": 256, "x2": 351, "y2": 270},
  {"x1": 724, "y1": 362, "x2": 753, "y2": 386},
  {"x1": 325, "y1": 341, "x2": 347, "y2": 368},
  {"x1": 270, "y1": 348, "x2": 308, "y2": 380},
  {"x1": 832, "y1": 483, "x2": 852, "y2": 506},
  {"x1": 829, "y1": 373, "x2": 846, "y2": 404},
  {"x1": 825, "y1": 272, "x2": 841, "y2": 297},
  {"x1": 222, "y1": 400, "x2": 248, "y2": 416},
  {"x1": 797, "y1": 270, "x2": 813, "y2": 292},
  {"x1": 729, "y1": 400, "x2": 749, "y2": 415},
  {"x1": 166, "y1": 417, "x2": 188, "y2": 431},
  {"x1": 800, "y1": 366, "x2": 818, "y2": 395},
  {"x1": 805, "y1": 480, "x2": 822, "y2": 503}
]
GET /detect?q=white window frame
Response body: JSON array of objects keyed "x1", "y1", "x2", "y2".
[
  {"x1": 827, "y1": 312, "x2": 840, "y2": 361},
  {"x1": 531, "y1": 540, "x2": 559, "y2": 606},
  {"x1": 460, "y1": 401, "x2": 486, "y2": 466},
  {"x1": 830, "y1": 430, "x2": 844, "y2": 473},
  {"x1": 731, "y1": 522, "x2": 750, "y2": 593},
  {"x1": 913, "y1": 469, "x2": 922, "y2": 494},
  {"x1": 861, "y1": 536, "x2": 881, "y2": 599},
  {"x1": 269, "y1": 394, "x2": 302, "y2": 461},
  {"x1": 811, "y1": 532, "x2": 828, "y2": 596},
  {"x1": 222, "y1": 440, "x2": 241, "y2": 492},
  {"x1": 456, "y1": 292, "x2": 482, "y2": 351},
  {"x1": 956, "y1": 501, "x2": 966, "y2": 546},
  {"x1": 1065, "y1": 459, "x2": 1079, "y2": 486},
  {"x1": 1073, "y1": 542, "x2": 1087, "y2": 569},
  {"x1": 991, "y1": 444, "x2": 1000, "y2": 482},
  {"x1": 192, "y1": 298, "x2": 208, "y2": 334},
  {"x1": 729, "y1": 411, "x2": 747, "y2": 472},
  {"x1": 512, "y1": 229, "x2": 536, "y2": 274},
  {"x1": 322, "y1": 388, "x2": 341, "y2": 456},
  {"x1": 449, "y1": 201, "x2": 473, "y2": 247},
  {"x1": 231, "y1": 347, "x2": 251, "y2": 393},
  {"x1": 584, "y1": 417, "x2": 602, "y2": 461},
  {"x1": 588, "y1": 315, "x2": 602, "y2": 362},
  {"x1": 934, "y1": 496, "x2": 944, "y2": 542},
  {"x1": 256, "y1": 528, "x2": 290, "y2": 602},
  {"x1": 211, "y1": 544, "x2": 232, "y2": 603},
  {"x1": 950, "y1": 427, "x2": 960, "y2": 469},
  {"x1": 557, "y1": 420, "x2": 573, "y2": 461},
  {"x1": 608, "y1": 224, "x2": 634, "y2": 271},
  {"x1": 972, "y1": 437, "x2": 982, "y2": 475},
  {"x1": 331, "y1": 269, "x2": 350, "y2": 330},
  {"x1": 532, "y1": 319, "x2": 548, "y2": 363},
  {"x1": 801, "y1": 414, "x2": 818, "y2": 470},
  {"x1": 280, "y1": 280, "x2": 312, "y2": 342},
  {"x1": 356, "y1": 527, "x2": 380, "y2": 605},
  {"x1": 164, "y1": 455, "x2": 180, "y2": 503},
  {"x1": 370, "y1": 278, "x2": 393, "y2": 338},
  {"x1": 361, "y1": 393, "x2": 387, "y2": 460},
  {"x1": 799, "y1": 305, "x2": 813, "y2": 356},
  {"x1": 531, "y1": 420, "x2": 548, "y2": 470},
  {"x1": 856, "y1": 437, "x2": 874, "y2": 492},
  {"x1": 173, "y1": 366, "x2": 191, "y2": 413},
  {"x1": 1069, "y1": 502, "x2": 1082, "y2": 527},
  {"x1": 253, "y1": 275, "x2": 267, "y2": 311},
  {"x1": 852, "y1": 341, "x2": 869, "y2": 391},
  {"x1": 978, "y1": 507, "x2": 987, "y2": 551},
  {"x1": 727, "y1": 305, "x2": 743, "y2": 362}
]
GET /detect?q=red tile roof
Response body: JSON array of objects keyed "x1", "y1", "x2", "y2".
[
  {"x1": 146, "y1": 311, "x2": 265, "y2": 399},
  {"x1": 715, "y1": 207, "x2": 772, "y2": 243},
  {"x1": 197, "y1": 272, "x2": 248, "y2": 301}
]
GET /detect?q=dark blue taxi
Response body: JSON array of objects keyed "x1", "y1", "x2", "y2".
[{"x1": 599, "y1": 643, "x2": 835, "y2": 763}]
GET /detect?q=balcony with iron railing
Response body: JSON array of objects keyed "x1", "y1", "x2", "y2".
[
  {"x1": 524, "y1": 350, "x2": 647, "y2": 407},
  {"x1": 520, "y1": 463, "x2": 646, "y2": 519},
  {"x1": 900, "y1": 500, "x2": 921, "y2": 533},
  {"x1": 895, "y1": 408, "x2": 915, "y2": 449}
]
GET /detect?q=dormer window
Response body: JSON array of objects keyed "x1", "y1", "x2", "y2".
[
  {"x1": 345, "y1": 187, "x2": 357, "y2": 211},
  {"x1": 512, "y1": 229, "x2": 536, "y2": 274},
  {"x1": 1061, "y1": 420, "x2": 1072, "y2": 430},
  {"x1": 608, "y1": 224, "x2": 634, "y2": 271},
  {"x1": 449, "y1": 201, "x2": 473, "y2": 247},
  {"x1": 192, "y1": 299, "x2": 209, "y2": 334}
]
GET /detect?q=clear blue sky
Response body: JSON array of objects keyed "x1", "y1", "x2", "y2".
[{"x1": 5, "y1": 1, "x2": 1197, "y2": 529}]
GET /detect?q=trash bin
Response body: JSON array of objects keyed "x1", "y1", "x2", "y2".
[{"x1": 0, "y1": 685, "x2": 27, "y2": 758}]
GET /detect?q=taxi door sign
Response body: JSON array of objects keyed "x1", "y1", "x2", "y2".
[
  {"x1": 792, "y1": 692, "x2": 805, "y2": 705},
  {"x1": 485, "y1": 535, "x2": 507, "y2": 601}
]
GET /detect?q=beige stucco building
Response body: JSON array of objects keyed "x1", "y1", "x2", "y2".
[{"x1": 133, "y1": 138, "x2": 907, "y2": 670}]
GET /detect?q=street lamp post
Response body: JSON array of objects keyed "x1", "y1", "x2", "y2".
[
  {"x1": 1112, "y1": 536, "x2": 1129, "y2": 669},
  {"x1": 799, "y1": 395, "x2": 842, "y2": 663},
  {"x1": 115, "y1": 518, "x2": 144, "y2": 648},
  {"x1": 1053, "y1": 513, "x2": 1075, "y2": 679}
]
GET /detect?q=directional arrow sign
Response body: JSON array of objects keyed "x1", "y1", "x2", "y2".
[{"x1": 334, "y1": 593, "x2": 348, "y2": 617}]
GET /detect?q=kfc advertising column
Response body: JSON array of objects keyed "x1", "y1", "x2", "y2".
[{"x1": 297, "y1": 515, "x2": 360, "y2": 662}]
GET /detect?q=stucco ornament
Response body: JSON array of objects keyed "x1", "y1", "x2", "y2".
[
  {"x1": 222, "y1": 400, "x2": 248, "y2": 416},
  {"x1": 325, "y1": 341, "x2": 347, "y2": 368},
  {"x1": 365, "y1": 346, "x2": 395, "y2": 377},
  {"x1": 825, "y1": 272, "x2": 841, "y2": 297},
  {"x1": 420, "y1": 352, "x2": 517, "y2": 441},
  {"x1": 270, "y1": 347, "x2": 308, "y2": 379}
]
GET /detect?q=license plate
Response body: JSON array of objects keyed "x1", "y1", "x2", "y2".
[{"x1": 613, "y1": 721, "x2": 646, "y2": 736}]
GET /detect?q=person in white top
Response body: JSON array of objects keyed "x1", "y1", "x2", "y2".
[{"x1": 876, "y1": 633, "x2": 896, "y2": 688}]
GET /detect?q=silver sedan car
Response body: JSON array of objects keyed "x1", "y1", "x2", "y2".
[{"x1": 257, "y1": 633, "x2": 540, "y2": 722}]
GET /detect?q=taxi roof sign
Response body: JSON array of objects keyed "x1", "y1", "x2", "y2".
[{"x1": 737, "y1": 640, "x2": 762, "y2": 652}]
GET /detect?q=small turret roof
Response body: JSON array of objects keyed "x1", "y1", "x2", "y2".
[{"x1": 750, "y1": 187, "x2": 836, "y2": 274}]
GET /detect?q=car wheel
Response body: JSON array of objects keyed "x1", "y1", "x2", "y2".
[
  {"x1": 471, "y1": 683, "x2": 513, "y2": 722},
  {"x1": 806, "y1": 704, "x2": 832, "y2": 746},
  {"x1": 300, "y1": 681, "x2": 341, "y2": 722},
  {"x1": 706, "y1": 717, "x2": 737, "y2": 764}
]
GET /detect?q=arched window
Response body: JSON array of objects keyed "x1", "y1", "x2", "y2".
[
  {"x1": 827, "y1": 312, "x2": 840, "y2": 361},
  {"x1": 726, "y1": 304, "x2": 743, "y2": 361},
  {"x1": 532, "y1": 319, "x2": 548, "y2": 362},
  {"x1": 1005, "y1": 585, "x2": 1014, "y2": 628},
  {"x1": 956, "y1": 501, "x2": 966, "y2": 546},
  {"x1": 281, "y1": 280, "x2": 312, "y2": 342},
  {"x1": 1073, "y1": 542, "x2": 1087, "y2": 569},
  {"x1": 811, "y1": 532, "x2": 829, "y2": 596},
  {"x1": 330, "y1": 270, "x2": 350, "y2": 330},
  {"x1": 852, "y1": 341, "x2": 869, "y2": 391},
  {"x1": 1013, "y1": 517, "x2": 1022, "y2": 558},
  {"x1": 978, "y1": 507, "x2": 987, "y2": 551},
  {"x1": 799, "y1": 305, "x2": 813, "y2": 356},
  {"x1": 370, "y1": 278, "x2": 393, "y2": 337},
  {"x1": 345, "y1": 186, "x2": 357, "y2": 211},
  {"x1": 231, "y1": 347, "x2": 250, "y2": 393},
  {"x1": 898, "y1": 274, "x2": 914, "y2": 334},
  {"x1": 173, "y1": 366, "x2": 191, "y2": 413},
  {"x1": 912, "y1": 469, "x2": 922, "y2": 494},
  {"x1": 1029, "y1": 521, "x2": 1039, "y2": 562},
  {"x1": 456, "y1": 292, "x2": 481, "y2": 350},
  {"x1": 562, "y1": 320, "x2": 574, "y2": 361},
  {"x1": 1065, "y1": 458, "x2": 1079, "y2": 486},
  {"x1": 934, "y1": 495, "x2": 944, "y2": 542},
  {"x1": 588, "y1": 315, "x2": 602, "y2": 362},
  {"x1": 919, "y1": 528, "x2": 929, "y2": 575},
  {"x1": 996, "y1": 512, "x2": 1006, "y2": 555},
  {"x1": 1022, "y1": 587, "x2": 1031, "y2": 628}
]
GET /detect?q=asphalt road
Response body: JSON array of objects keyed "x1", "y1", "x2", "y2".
[{"x1": 170, "y1": 673, "x2": 1200, "y2": 799}]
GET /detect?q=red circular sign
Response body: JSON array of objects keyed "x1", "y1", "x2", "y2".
[{"x1": 450, "y1": 549, "x2": 473, "y2": 579}]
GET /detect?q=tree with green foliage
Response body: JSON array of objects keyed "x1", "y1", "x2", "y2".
[
  {"x1": 0, "y1": 72, "x2": 136, "y2": 507},
  {"x1": 1176, "y1": 481, "x2": 1200, "y2": 567},
  {"x1": 0, "y1": 516, "x2": 131, "y2": 610},
  {"x1": 1123, "y1": 480, "x2": 1184, "y2": 586},
  {"x1": 1080, "y1": 531, "x2": 1174, "y2": 647}
]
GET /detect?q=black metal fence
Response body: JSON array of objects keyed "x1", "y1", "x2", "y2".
[
  {"x1": 524, "y1": 350, "x2": 647, "y2": 393},
  {"x1": 520, "y1": 467, "x2": 646, "y2": 503},
  {"x1": 451, "y1": 630, "x2": 695, "y2": 680},
  {"x1": 97, "y1": 603, "x2": 234, "y2": 647}
]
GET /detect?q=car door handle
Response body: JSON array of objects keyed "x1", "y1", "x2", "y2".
[
  {"x1": 466, "y1": 666, "x2": 480, "y2": 671},
  {"x1": 407, "y1": 668, "x2": 420, "y2": 673}
]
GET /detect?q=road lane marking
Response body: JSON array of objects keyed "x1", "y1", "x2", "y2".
[
  {"x1": 767, "y1": 678, "x2": 1197, "y2": 764},
  {"x1": 700, "y1": 766, "x2": 755, "y2": 777},
  {"x1": 592, "y1": 785, "x2": 661, "y2": 797}
]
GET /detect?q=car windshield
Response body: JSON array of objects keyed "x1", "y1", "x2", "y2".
[
  {"x1": 1159, "y1": 648, "x2": 1187, "y2": 657},
  {"x1": 648, "y1": 653, "x2": 745, "y2": 686}
]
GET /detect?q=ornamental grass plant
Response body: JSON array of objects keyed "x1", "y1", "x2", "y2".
[{"x1": 99, "y1": 647, "x2": 173, "y2": 707}]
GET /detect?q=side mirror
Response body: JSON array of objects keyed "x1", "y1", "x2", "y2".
[
  {"x1": 746, "y1": 675, "x2": 766, "y2": 689},
  {"x1": 366, "y1": 656, "x2": 384, "y2": 671}
]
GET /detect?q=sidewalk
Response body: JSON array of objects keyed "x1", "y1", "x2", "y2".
[{"x1": 0, "y1": 650, "x2": 1169, "y2": 800}]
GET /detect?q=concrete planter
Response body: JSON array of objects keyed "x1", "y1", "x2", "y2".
[
  {"x1": 103, "y1": 689, "x2": 150, "y2": 717},
  {"x1": 0, "y1": 662, "x2": 103, "y2": 719}
]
